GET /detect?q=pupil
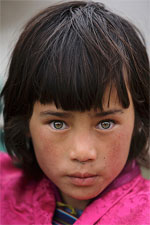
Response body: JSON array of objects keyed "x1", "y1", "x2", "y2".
[
  {"x1": 102, "y1": 122, "x2": 110, "y2": 129},
  {"x1": 54, "y1": 122, "x2": 63, "y2": 129}
]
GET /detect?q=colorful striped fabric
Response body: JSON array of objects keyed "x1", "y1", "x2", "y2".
[{"x1": 52, "y1": 202, "x2": 83, "y2": 225}]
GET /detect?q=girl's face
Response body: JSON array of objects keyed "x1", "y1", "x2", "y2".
[{"x1": 29, "y1": 89, "x2": 135, "y2": 209}]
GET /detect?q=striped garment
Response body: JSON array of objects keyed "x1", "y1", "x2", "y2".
[{"x1": 52, "y1": 202, "x2": 83, "y2": 225}]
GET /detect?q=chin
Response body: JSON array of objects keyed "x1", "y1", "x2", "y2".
[{"x1": 70, "y1": 190, "x2": 100, "y2": 201}]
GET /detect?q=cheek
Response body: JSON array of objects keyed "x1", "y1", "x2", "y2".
[
  {"x1": 31, "y1": 126, "x2": 60, "y2": 153},
  {"x1": 31, "y1": 127, "x2": 71, "y2": 179},
  {"x1": 104, "y1": 129, "x2": 133, "y2": 170},
  {"x1": 30, "y1": 128, "x2": 60, "y2": 168},
  {"x1": 112, "y1": 131, "x2": 131, "y2": 154}
]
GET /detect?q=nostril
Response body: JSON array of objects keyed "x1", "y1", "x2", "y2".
[{"x1": 73, "y1": 158, "x2": 93, "y2": 164}]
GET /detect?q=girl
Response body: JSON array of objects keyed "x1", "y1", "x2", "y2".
[{"x1": 0, "y1": 1, "x2": 149, "y2": 224}]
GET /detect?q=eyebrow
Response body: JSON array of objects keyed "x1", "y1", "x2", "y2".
[
  {"x1": 39, "y1": 109, "x2": 124, "y2": 118},
  {"x1": 40, "y1": 111, "x2": 73, "y2": 118},
  {"x1": 94, "y1": 109, "x2": 124, "y2": 117}
]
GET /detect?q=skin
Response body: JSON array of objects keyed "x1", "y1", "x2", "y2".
[{"x1": 29, "y1": 89, "x2": 135, "y2": 210}]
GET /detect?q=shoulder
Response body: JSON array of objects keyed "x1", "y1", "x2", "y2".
[
  {"x1": 0, "y1": 152, "x2": 56, "y2": 224},
  {"x1": 125, "y1": 173, "x2": 150, "y2": 200},
  {"x1": 135, "y1": 172, "x2": 150, "y2": 190},
  {"x1": 124, "y1": 174, "x2": 150, "y2": 209},
  {"x1": 0, "y1": 151, "x2": 13, "y2": 166},
  {"x1": 0, "y1": 151, "x2": 20, "y2": 168},
  {"x1": 114, "y1": 175, "x2": 150, "y2": 224},
  {"x1": 0, "y1": 152, "x2": 38, "y2": 205},
  {"x1": 0, "y1": 152, "x2": 24, "y2": 184},
  {"x1": 112, "y1": 174, "x2": 150, "y2": 210},
  {"x1": 0, "y1": 152, "x2": 22, "y2": 176},
  {"x1": 100, "y1": 174, "x2": 150, "y2": 224},
  {"x1": 0, "y1": 152, "x2": 30, "y2": 195},
  {"x1": 78, "y1": 174, "x2": 150, "y2": 225}
]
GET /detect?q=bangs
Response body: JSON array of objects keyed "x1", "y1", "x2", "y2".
[
  {"x1": 27, "y1": 2, "x2": 130, "y2": 111},
  {"x1": 36, "y1": 52, "x2": 129, "y2": 111}
]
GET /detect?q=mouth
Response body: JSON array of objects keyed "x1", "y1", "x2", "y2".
[{"x1": 68, "y1": 173, "x2": 98, "y2": 186}]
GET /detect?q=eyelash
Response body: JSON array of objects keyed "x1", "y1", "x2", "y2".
[{"x1": 49, "y1": 119, "x2": 116, "y2": 131}]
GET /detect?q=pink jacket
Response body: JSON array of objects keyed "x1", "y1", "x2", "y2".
[{"x1": 0, "y1": 152, "x2": 150, "y2": 225}]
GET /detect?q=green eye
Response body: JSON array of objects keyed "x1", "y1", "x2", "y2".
[
  {"x1": 101, "y1": 121, "x2": 111, "y2": 129},
  {"x1": 97, "y1": 120, "x2": 115, "y2": 130},
  {"x1": 50, "y1": 121, "x2": 67, "y2": 130},
  {"x1": 54, "y1": 121, "x2": 63, "y2": 129}
]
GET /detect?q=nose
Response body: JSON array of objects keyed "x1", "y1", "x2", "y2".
[{"x1": 70, "y1": 132, "x2": 97, "y2": 163}]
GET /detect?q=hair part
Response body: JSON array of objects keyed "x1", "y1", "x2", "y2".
[{"x1": 1, "y1": 1, "x2": 149, "y2": 177}]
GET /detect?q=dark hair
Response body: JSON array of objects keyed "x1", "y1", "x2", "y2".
[{"x1": 1, "y1": 1, "x2": 149, "y2": 177}]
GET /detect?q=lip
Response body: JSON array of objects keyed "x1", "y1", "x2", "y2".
[{"x1": 68, "y1": 173, "x2": 98, "y2": 186}]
